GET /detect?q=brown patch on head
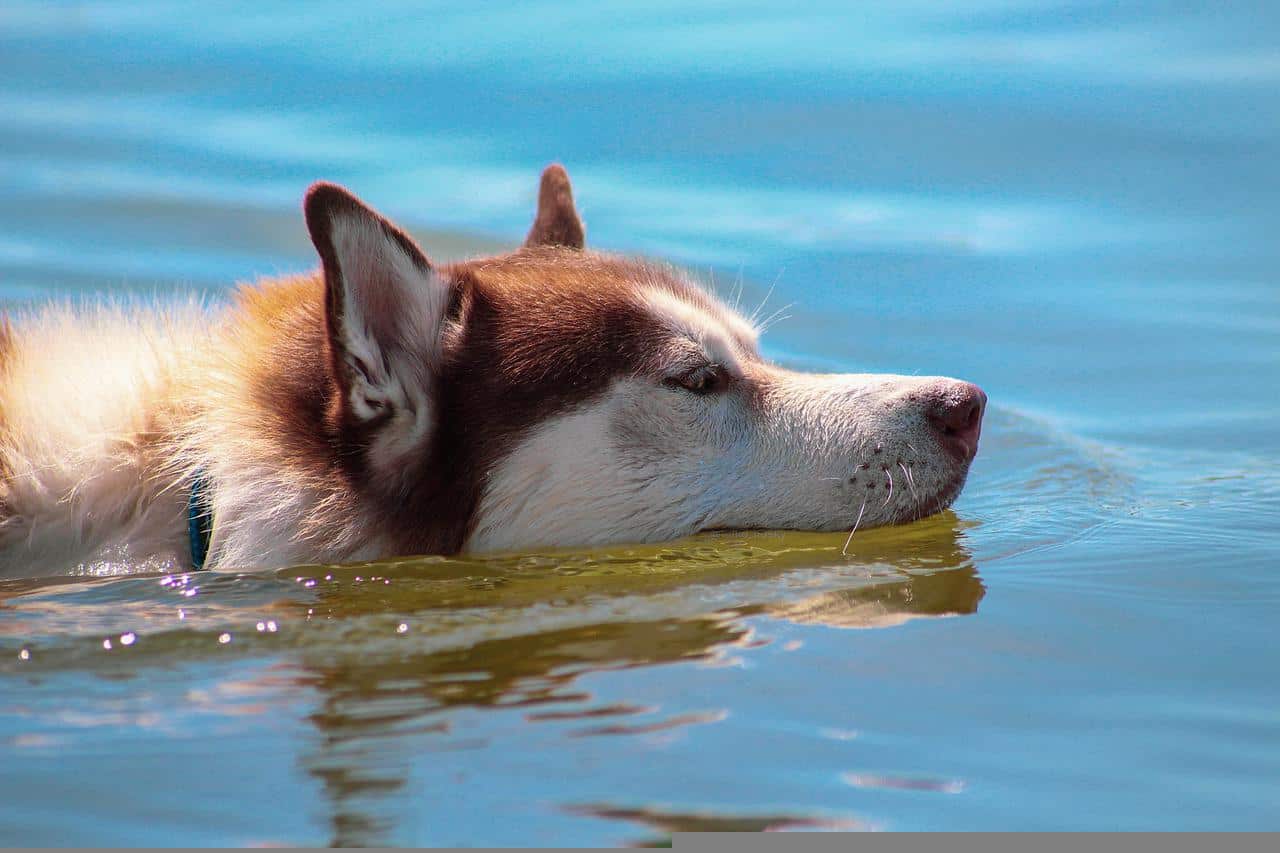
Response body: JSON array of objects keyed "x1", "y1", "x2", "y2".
[
  {"x1": 364, "y1": 247, "x2": 753, "y2": 555},
  {"x1": 524, "y1": 164, "x2": 585, "y2": 250}
]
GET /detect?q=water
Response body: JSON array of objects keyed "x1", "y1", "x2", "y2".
[{"x1": 2, "y1": 1, "x2": 1279, "y2": 844}]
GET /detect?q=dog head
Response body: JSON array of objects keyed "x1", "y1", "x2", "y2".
[{"x1": 302, "y1": 165, "x2": 985, "y2": 555}]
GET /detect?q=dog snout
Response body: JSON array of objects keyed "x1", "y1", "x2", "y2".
[{"x1": 924, "y1": 380, "x2": 986, "y2": 461}]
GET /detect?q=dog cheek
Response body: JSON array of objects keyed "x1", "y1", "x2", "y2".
[{"x1": 608, "y1": 389, "x2": 728, "y2": 469}]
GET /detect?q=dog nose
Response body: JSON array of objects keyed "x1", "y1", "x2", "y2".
[{"x1": 925, "y1": 381, "x2": 986, "y2": 460}]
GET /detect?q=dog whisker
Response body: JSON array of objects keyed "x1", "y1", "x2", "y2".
[
  {"x1": 756, "y1": 303, "x2": 794, "y2": 334},
  {"x1": 749, "y1": 268, "x2": 784, "y2": 324},
  {"x1": 841, "y1": 499, "x2": 868, "y2": 556},
  {"x1": 757, "y1": 314, "x2": 791, "y2": 335},
  {"x1": 900, "y1": 462, "x2": 918, "y2": 501}
]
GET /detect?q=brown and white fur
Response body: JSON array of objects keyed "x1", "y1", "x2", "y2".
[{"x1": 0, "y1": 165, "x2": 985, "y2": 578}]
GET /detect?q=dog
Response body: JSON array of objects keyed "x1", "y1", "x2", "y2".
[{"x1": 0, "y1": 165, "x2": 985, "y2": 577}]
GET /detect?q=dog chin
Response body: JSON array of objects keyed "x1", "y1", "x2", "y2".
[{"x1": 900, "y1": 470, "x2": 971, "y2": 525}]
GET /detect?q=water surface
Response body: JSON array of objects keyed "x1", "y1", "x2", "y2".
[{"x1": 2, "y1": 1, "x2": 1279, "y2": 844}]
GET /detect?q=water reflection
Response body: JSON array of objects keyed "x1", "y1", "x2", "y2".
[
  {"x1": 767, "y1": 565, "x2": 983, "y2": 629},
  {"x1": 288, "y1": 521, "x2": 981, "y2": 845},
  {"x1": 563, "y1": 802, "x2": 865, "y2": 842}
]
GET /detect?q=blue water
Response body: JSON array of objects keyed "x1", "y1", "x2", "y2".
[{"x1": 2, "y1": 1, "x2": 1279, "y2": 844}]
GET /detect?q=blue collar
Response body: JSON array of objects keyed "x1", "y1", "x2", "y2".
[{"x1": 187, "y1": 468, "x2": 214, "y2": 570}]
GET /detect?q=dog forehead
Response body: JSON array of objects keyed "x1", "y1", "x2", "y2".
[
  {"x1": 452, "y1": 246, "x2": 671, "y2": 302},
  {"x1": 450, "y1": 247, "x2": 758, "y2": 366}
]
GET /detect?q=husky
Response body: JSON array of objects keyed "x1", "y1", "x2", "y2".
[{"x1": 0, "y1": 165, "x2": 985, "y2": 577}]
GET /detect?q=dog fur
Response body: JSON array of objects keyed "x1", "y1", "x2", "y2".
[{"x1": 0, "y1": 165, "x2": 985, "y2": 577}]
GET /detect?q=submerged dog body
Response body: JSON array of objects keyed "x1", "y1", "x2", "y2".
[{"x1": 0, "y1": 166, "x2": 985, "y2": 577}]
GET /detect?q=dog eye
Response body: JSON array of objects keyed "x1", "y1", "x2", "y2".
[{"x1": 664, "y1": 364, "x2": 727, "y2": 395}]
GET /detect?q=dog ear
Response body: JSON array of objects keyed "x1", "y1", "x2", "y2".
[
  {"x1": 304, "y1": 183, "x2": 449, "y2": 472},
  {"x1": 523, "y1": 163, "x2": 585, "y2": 249}
]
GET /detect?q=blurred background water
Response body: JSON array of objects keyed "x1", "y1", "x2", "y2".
[{"x1": 1, "y1": 0, "x2": 1279, "y2": 844}]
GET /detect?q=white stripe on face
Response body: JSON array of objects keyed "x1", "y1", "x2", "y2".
[{"x1": 637, "y1": 285, "x2": 757, "y2": 376}]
